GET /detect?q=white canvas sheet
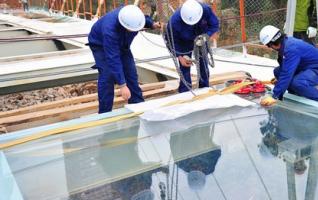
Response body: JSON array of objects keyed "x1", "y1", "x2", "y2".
[{"x1": 125, "y1": 88, "x2": 255, "y2": 121}]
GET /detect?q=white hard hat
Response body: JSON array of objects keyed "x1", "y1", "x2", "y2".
[
  {"x1": 187, "y1": 170, "x2": 206, "y2": 190},
  {"x1": 118, "y1": 5, "x2": 145, "y2": 32},
  {"x1": 259, "y1": 25, "x2": 281, "y2": 45},
  {"x1": 181, "y1": 0, "x2": 203, "y2": 25}
]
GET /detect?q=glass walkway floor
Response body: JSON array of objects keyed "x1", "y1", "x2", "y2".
[{"x1": 1, "y1": 95, "x2": 318, "y2": 200}]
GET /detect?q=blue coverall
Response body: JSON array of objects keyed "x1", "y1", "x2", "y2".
[
  {"x1": 165, "y1": 3, "x2": 219, "y2": 93},
  {"x1": 273, "y1": 36, "x2": 318, "y2": 100},
  {"x1": 88, "y1": 7, "x2": 154, "y2": 113}
]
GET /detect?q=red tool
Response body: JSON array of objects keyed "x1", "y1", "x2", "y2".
[
  {"x1": 252, "y1": 80, "x2": 266, "y2": 93},
  {"x1": 228, "y1": 79, "x2": 266, "y2": 94}
]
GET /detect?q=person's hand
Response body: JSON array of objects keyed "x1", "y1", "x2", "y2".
[
  {"x1": 152, "y1": 22, "x2": 161, "y2": 29},
  {"x1": 179, "y1": 56, "x2": 192, "y2": 67},
  {"x1": 209, "y1": 32, "x2": 218, "y2": 41},
  {"x1": 270, "y1": 78, "x2": 277, "y2": 85},
  {"x1": 307, "y1": 27, "x2": 317, "y2": 38},
  {"x1": 178, "y1": 56, "x2": 192, "y2": 67},
  {"x1": 260, "y1": 96, "x2": 277, "y2": 106},
  {"x1": 120, "y1": 85, "x2": 131, "y2": 100}
]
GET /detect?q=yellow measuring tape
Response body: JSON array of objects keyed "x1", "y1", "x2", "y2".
[{"x1": 0, "y1": 81, "x2": 263, "y2": 150}]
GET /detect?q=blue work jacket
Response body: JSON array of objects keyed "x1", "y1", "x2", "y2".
[
  {"x1": 88, "y1": 7, "x2": 154, "y2": 85},
  {"x1": 166, "y1": 3, "x2": 219, "y2": 57},
  {"x1": 273, "y1": 36, "x2": 318, "y2": 99}
]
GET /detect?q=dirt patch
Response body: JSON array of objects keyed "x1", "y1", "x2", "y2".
[
  {"x1": 16, "y1": 12, "x2": 49, "y2": 19},
  {"x1": 0, "y1": 1, "x2": 20, "y2": 9},
  {"x1": 0, "y1": 81, "x2": 97, "y2": 112}
]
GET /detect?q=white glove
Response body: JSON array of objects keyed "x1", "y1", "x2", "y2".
[{"x1": 307, "y1": 27, "x2": 317, "y2": 38}]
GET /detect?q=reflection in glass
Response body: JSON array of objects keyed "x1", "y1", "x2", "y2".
[{"x1": 259, "y1": 105, "x2": 318, "y2": 200}]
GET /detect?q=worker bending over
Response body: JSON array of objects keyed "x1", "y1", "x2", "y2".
[
  {"x1": 88, "y1": 5, "x2": 160, "y2": 113},
  {"x1": 165, "y1": 0, "x2": 219, "y2": 93},
  {"x1": 259, "y1": 25, "x2": 318, "y2": 106}
]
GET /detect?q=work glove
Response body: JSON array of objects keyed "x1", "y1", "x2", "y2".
[
  {"x1": 260, "y1": 96, "x2": 277, "y2": 107},
  {"x1": 270, "y1": 78, "x2": 277, "y2": 85},
  {"x1": 307, "y1": 27, "x2": 317, "y2": 38}
]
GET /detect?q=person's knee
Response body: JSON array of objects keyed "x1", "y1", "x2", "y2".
[
  {"x1": 290, "y1": 79, "x2": 306, "y2": 92},
  {"x1": 290, "y1": 78, "x2": 318, "y2": 99}
]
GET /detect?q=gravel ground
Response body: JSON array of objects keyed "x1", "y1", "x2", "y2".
[{"x1": 0, "y1": 81, "x2": 97, "y2": 112}]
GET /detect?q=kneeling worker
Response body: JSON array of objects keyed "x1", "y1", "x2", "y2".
[{"x1": 259, "y1": 25, "x2": 318, "y2": 106}]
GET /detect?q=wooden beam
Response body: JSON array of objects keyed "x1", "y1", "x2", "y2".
[
  {"x1": 0, "y1": 71, "x2": 246, "y2": 119},
  {"x1": 0, "y1": 82, "x2": 165, "y2": 118},
  {"x1": 1, "y1": 82, "x2": 177, "y2": 132},
  {"x1": 0, "y1": 71, "x2": 249, "y2": 132}
]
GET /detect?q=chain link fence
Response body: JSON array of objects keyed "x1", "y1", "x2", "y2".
[
  {"x1": 244, "y1": 0, "x2": 287, "y2": 41},
  {"x1": 25, "y1": 0, "x2": 288, "y2": 56},
  {"x1": 243, "y1": 0, "x2": 287, "y2": 57},
  {"x1": 214, "y1": 0, "x2": 287, "y2": 57}
]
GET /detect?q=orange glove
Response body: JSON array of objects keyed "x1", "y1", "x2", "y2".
[
  {"x1": 260, "y1": 96, "x2": 277, "y2": 106},
  {"x1": 270, "y1": 78, "x2": 277, "y2": 85}
]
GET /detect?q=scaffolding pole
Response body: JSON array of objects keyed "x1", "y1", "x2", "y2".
[{"x1": 285, "y1": 0, "x2": 296, "y2": 36}]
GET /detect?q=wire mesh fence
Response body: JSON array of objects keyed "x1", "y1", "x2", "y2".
[
  {"x1": 244, "y1": 0, "x2": 287, "y2": 41},
  {"x1": 26, "y1": 0, "x2": 288, "y2": 56},
  {"x1": 214, "y1": 0, "x2": 287, "y2": 57}
]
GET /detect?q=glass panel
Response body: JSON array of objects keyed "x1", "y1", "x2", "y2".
[{"x1": 2, "y1": 103, "x2": 318, "y2": 200}]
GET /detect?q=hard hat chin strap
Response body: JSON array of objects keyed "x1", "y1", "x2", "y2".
[{"x1": 271, "y1": 31, "x2": 282, "y2": 43}]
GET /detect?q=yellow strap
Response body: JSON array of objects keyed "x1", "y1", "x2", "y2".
[{"x1": 0, "y1": 112, "x2": 142, "y2": 149}]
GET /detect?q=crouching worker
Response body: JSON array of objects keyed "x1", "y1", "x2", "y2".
[
  {"x1": 88, "y1": 5, "x2": 160, "y2": 113},
  {"x1": 259, "y1": 25, "x2": 318, "y2": 106}
]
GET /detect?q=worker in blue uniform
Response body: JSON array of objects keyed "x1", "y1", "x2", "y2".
[
  {"x1": 165, "y1": 0, "x2": 219, "y2": 93},
  {"x1": 259, "y1": 25, "x2": 318, "y2": 106},
  {"x1": 88, "y1": 5, "x2": 160, "y2": 113}
]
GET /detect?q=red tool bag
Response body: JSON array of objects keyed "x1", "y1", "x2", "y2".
[{"x1": 228, "y1": 79, "x2": 266, "y2": 94}]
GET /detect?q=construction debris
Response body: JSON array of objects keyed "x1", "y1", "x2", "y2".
[{"x1": 0, "y1": 81, "x2": 97, "y2": 112}]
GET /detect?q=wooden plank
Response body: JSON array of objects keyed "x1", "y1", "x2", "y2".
[
  {"x1": 1, "y1": 71, "x2": 249, "y2": 132},
  {"x1": 0, "y1": 71, "x2": 246, "y2": 119},
  {"x1": 0, "y1": 82, "x2": 178, "y2": 130},
  {"x1": 0, "y1": 82, "x2": 166, "y2": 118}
]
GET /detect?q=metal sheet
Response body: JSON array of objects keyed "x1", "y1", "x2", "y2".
[{"x1": 0, "y1": 40, "x2": 79, "y2": 58}]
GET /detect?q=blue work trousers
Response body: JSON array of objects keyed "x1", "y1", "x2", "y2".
[
  {"x1": 90, "y1": 46, "x2": 144, "y2": 113},
  {"x1": 178, "y1": 53, "x2": 210, "y2": 93},
  {"x1": 289, "y1": 69, "x2": 318, "y2": 100}
]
